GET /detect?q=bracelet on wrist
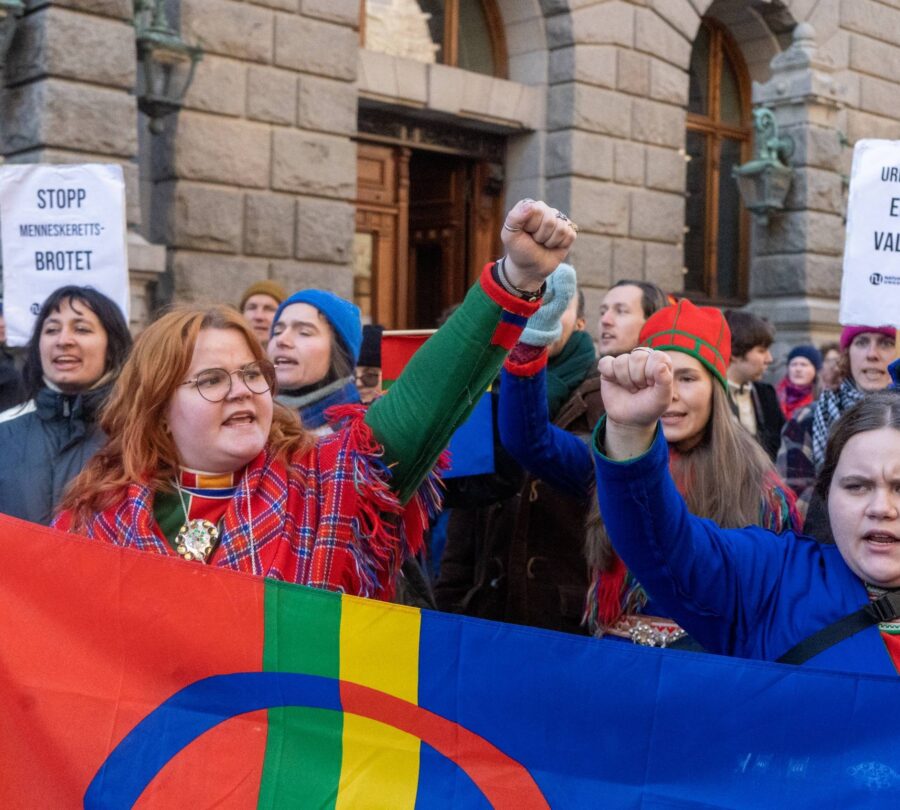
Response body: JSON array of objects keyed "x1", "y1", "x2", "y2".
[{"x1": 496, "y1": 257, "x2": 544, "y2": 303}]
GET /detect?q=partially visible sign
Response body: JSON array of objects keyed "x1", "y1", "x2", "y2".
[
  {"x1": 841, "y1": 139, "x2": 900, "y2": 327},
  {"x1": 0, "y1": 163, "x2": 129, "y2": 345}
]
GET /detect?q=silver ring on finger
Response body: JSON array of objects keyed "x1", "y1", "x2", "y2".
[
  {"x1": 632, "y1": 346, "x2": 654, "y2": 355},
  {"x1": 555, "y1": 210, "x2": 569, "y2": 221},
  {"x1": 503, "y1": 223, "x2": 523, "y2": 232}
]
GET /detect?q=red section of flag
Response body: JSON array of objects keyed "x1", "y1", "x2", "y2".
[
  {"x1": 0, "y1": 514, "x2": 267, "y2": 808},
  {"x1": 381, "y1": 332, "x2": 432, "y2": 382}
]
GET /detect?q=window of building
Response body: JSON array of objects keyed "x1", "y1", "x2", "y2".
[
  {"x1": 362, "y1": 0, "x2": 507, "y2": 78},
  {"x1": 684, "y1": 20, "x2": 752, "y2": 304}
]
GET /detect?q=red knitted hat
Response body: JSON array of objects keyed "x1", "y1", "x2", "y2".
[{"x1": 639, "y1": 299, "x2": 731, "y2": 389}]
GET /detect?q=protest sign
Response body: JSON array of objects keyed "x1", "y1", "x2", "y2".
[
  {"x1": 840, "y1": 139, "x2": 900, "y2": 327},
  {"x1": 0, "y1": 163, "x2": 129, "y2": 345}
]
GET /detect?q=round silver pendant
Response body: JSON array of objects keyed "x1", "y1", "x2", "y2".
[{"x1": 175, "y1": 519, "x2": 219, "y2": 563}]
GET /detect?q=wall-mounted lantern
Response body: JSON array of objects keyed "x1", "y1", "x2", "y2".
[
  {"x1": 0, "y1": 0, "x2": 24, "y2": 71},
  {"x1": 134, "y1": 0, "x2": 202, "y2": 134},
  {"x1": 732, "y1": 107, "x2": 795, "y2": 224}
]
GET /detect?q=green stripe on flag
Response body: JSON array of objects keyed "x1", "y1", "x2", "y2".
[{"x1": 259, "y1": 581, "x2": 343, "y2": 808}]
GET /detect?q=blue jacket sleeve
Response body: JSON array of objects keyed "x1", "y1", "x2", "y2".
[
  {"x1": 498, "y1": 367, "x2": 593, "y2": 498},
  {"x1": 591, "y1": 421, "x2": 869, "y2": 661}
]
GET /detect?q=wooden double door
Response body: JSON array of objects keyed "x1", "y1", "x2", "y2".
[{"x1": 355, "y1": 142, "x2": 503, "y2": 329}]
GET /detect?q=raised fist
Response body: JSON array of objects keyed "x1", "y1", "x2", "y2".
[
  {"x1": 598, "y1": 348, "x2": 674, "y2": 459},
  {"x1": 501, "y1": 199, "x2": 577, "y2": 291}
]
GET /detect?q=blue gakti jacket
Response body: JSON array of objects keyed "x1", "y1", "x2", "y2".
[{"x1": 593, "y1": 422, "x2": 897, "y2": 676}]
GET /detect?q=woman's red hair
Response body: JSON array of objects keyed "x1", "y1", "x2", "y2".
[{"x1": 59, "y1": 306, "x2": 313, "y2": 527}]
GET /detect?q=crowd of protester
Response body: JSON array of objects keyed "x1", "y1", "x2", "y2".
[{"x1": 2, "y1": 197, "x2": 900, "y2": 677}]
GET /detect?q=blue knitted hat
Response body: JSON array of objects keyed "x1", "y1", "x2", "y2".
[
  {"x1": 787, "y1": 344, "x2": 822, "y2": 372},
  {"x1": 273, "y1": 289, "x2": 363, "y2": 365}
]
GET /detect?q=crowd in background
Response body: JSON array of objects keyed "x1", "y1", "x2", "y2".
[{"x1": 1, "y1": 197, "x2": 900, "y2": 678}]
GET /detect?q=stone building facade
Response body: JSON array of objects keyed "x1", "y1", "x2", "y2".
[{"x1": 0, "y1": 0, "x2": 896, "y2": 362}]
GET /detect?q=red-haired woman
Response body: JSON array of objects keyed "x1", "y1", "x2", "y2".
[{"x1": 54, "y1": 200, "x2": 574, "y2": 598}]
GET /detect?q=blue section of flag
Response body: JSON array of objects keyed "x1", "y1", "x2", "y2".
[
  {"x1": 417, "y1": 609, "x2": 900, "y2": 807},
  {"x1": 501, "y1": 311, "x2": 529, "y2": 328},
  {"x1": 443, "y1": 393, "x2": 494, "y2": 479}
]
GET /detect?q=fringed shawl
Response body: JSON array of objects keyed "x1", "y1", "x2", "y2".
[{"x1": 54, "y1": 405, "x2": 446, "y2": 600}]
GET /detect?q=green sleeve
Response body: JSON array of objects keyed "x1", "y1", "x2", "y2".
[{"x1": 365, "y1": 265, "x2": 537, "y2": 504}]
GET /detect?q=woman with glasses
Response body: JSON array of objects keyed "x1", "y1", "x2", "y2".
[
  {"x1": 54, "y1": 199, "x2": 575, "y2": 599},
  {"x1": 0, "y1": 286, "x2": 131, "y2": 525}
]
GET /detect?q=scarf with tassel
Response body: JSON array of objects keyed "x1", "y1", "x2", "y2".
[{"x1": 54, "y1": 406, "x2": 447, "y2": 600}]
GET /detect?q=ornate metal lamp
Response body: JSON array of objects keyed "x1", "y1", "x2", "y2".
[
  {"x1": 0, "y1": 0, "x2": 24, "y2": 71},
  {"x1": 134, "y1": 0, "x2": 202, "y2": 134},
  {"x1": 732, "y1": 107, "x2": 795, "y2": 223}
]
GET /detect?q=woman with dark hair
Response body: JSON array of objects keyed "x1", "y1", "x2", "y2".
[
  {"x1": 266, "y1": 289, "x2": 363, "y2": 435},
  {"x1": 53, "y1": 200, "x2": 575, "y2": 600},
  {"x1": 0, "y1": 286, "x2": 132, "y2": 524},
  {"x1": 594, "y1": 351, "x2": 900, "y2": 675},
  {"x1": 499, "y1": 294, "x2": 798, "y2": 645},
  {"x1": 777, "y1": 325, "x2": 895, "y2": 520}
]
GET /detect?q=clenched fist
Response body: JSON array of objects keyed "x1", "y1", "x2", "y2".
[{"x1": 501, "y1": 199, "x2": 577, "y2": 291}]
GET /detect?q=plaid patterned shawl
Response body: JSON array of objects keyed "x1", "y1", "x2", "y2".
[{"x1": 54, "y1": 406, "x2": 444, "y2": 600}]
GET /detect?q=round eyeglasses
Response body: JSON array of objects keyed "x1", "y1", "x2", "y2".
[{"x1": 180, "y1": 362, "x2": 274, "y2": 403}]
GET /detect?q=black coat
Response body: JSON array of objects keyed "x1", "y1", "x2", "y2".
[
  {"x1": 0, "y1": 385, "x2": 109, "y2": 525},
  {"x1": 0, "y1": 350, "x2": 22, "y2": 411},
  {"x1": 434, "y1": 375, "x2": 605, "y2": 635},
  {"x1": 728, "y1": 381, "x2": 784, "y2": 461}
]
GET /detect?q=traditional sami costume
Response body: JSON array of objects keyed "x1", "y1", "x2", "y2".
[{"x1": 54, "y1": 265, "x2": 539, "y2": 600}]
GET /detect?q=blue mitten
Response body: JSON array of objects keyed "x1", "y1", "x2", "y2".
[{"x1": 519, "y1": 262, "x2": 577, "y2": 346}]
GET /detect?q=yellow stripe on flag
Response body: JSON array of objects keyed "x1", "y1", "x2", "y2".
[{"x1": 336, "y1": 597, "x2": 421, "y2": 809}]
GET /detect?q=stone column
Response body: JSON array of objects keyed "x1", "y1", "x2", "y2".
[
  {"x1": 1, "y1": 0, "x2": 165, "y2": 331},
  {"x1": 541, "y1": 0, "x2": 691, "y2": 321},
  {"x1": 147, "y1": 0, "x2": 360, "y2": 309},
  {"x1": 747, "y1": 23, "x2": 847, "y2": 354}
]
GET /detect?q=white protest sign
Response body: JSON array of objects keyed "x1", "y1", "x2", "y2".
[
  {"x1": 0, "y1": 163, "x2": 129, "y2": 346},
  {"x1": 840, "y1": 139, "x2": 900, "y2": 327}
]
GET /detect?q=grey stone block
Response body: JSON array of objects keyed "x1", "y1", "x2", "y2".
[
  {"x1": 646, "y1": 145, "x2": 686, "y2": 192},
  {"x1": 635, "y1": 7, "x2": 691, "y2": 67},
  {"x1": 269, "y1": 259, "x2": 354, "y2": 299},
  {"x1": 271, "y1": 130, "x2": 355, "y2": 198},
  {"x1": 614, "y1": 140, "x2": 645, "y2": 186},
  {"x1": 297, "y1": 74, "x2": 357, "y2": 135},
  {"x1": 617, "y1": 50, "x2": 650, "y2": 96},
  {"x1": 301, "y1": 0, "x2": 361, "y2": 26},
  {"x1": 649, "y1": 58, "x2": 689, "y2": 105},
  {"x1": 547, "y1": 130, "x2": 614, "y2": 180},
  {"x1": 245, "y1": 192, "x2": 296, "y2": 257},
  {"x1": 274, "y1": 13, "x2": 358, "y2": 80},
  {"x1": 6, "y1": 7, "x2": 135, "y2": 90},
  {"x1": 750, "y1": 253, "x2": 842, "y2": 298},
  {"x1": 248, "y1": 0, "x2": 298, "y2": 10},
  {"x1": 784, "y1": 168, "x2": 844, "y2": 214},
  {"x1": 164, "y1": 113, "x2": 272, "y2": 188},
  {"x1": 849, "y1": 33, "x2": 900, "y2": 84},
  {"x1": 182, "y1": 0, "x2": 274, "y2": 64},
  {"x1": 549, "y1": 177, "x2": 630, "y2": 236},
  {"x1": 611, "y1": 237, "x2": 645, "y2": 282},
  {"x1": 840, "y1": 0, "x2": 900, "y2": 46},
  {"x1": 154, "y1": 181, "x2": 244, "y2": 253},
  {"x1": 846, "y1": 109, "x2": 900, "y2": 145},
  {"x1": 760, "y1": 211, "x2": 845, "y2": 257},
  {"x1": 568, "y1": 2, "x2": 635, "y2": 48},
  {"x1": 629, "y1": 188, "x2": 684, "y2": 241},
  {"x1": 295, "y1": 198, "x2": 354, "y2": 262},
  {"x1": 549, "y1": 45, "x2": 617, "y2": 89},
  {"x1": 2, "y1": 78, "x2": 137, "y2": 157},
  {"x1": 183, "y1": 56, "x2": 247, "y2": 118},
  {"x1": 789, "y1": 125, "x2": 843, "y2": 171},
  {"x1": 247, "y1": 65, "x2": 298, "y2": 126},
  {"x1": 648, "y1": 0, "x2": 700, "y2": 41},
  {"x1": 644, "y1": 241, "x2": 684, "y2": 294},
  {"x1": 631, "y1": 98, "x2": 685, "y2": 147},
  {"x1": 566, "y1": 233, "x2": 612, "y2": 288},
  {"x1": 171, "y1": 251, "x2": 270, "y2": 306},
  {"x1": 549, "y1": 83, "x2": 632, "y2": 137}
]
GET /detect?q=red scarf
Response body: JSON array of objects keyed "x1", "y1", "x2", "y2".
[
  {"x1": 54, "y1": 407, "x2": 444, "y2": 599},
  {"x1": 776, "y1": 377, "x2": 814, "y2": 420}
]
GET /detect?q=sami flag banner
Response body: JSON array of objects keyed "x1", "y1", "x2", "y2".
[
  {"x1": 3, "y1": 515, "x2": 900, "y2": 808},
  {"x1": 381, "y1": 331, "x2": 494, "y2": 479}
]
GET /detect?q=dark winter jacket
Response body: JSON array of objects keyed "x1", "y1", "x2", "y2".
[
  {"x1": 0, "y1": 385, "x2": 109, "y2": 525},
  {"x1": 0, "y1": 349, "x2": 22, "y2": 412},
  {"x1": 435, "y1": 371, "x2": 605, "y2": 634}
]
